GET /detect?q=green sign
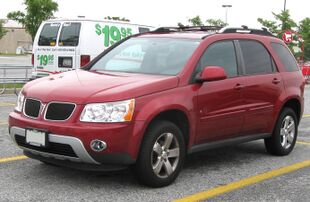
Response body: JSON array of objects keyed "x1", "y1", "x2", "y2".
[
  {"x1": 37, "y1": 54, "x2": 54, "y2": 66},
  {"x1": 95, "y1": 24, "x2": 132, "y2": 47}
]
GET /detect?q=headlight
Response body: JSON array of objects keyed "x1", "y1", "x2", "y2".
[
  {"x1": 15, "y1": 91, "x2": 25, "y2": 112},
  {"x1": 80, "y1": 99, "x2": 135, "y2": 123}
]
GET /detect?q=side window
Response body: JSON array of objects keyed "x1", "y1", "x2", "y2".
[
  {"x1": 271, "y1": 43, "x2": 298, "y2": 72},
  {"x1": 239, "y1": 40, "x2": 273, "y2": 75},
  {"x1": 38, "y1": 23, "x2": 60, "y2": 46},
  {"x1": 197, "y1": 41, "x2": 238, "y2": 77}
]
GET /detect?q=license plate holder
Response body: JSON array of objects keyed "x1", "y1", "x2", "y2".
[{"x1": 25, "y1": 129, "x2": 48, "y2": 147}]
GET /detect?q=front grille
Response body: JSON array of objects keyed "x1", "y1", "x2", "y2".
[
  {"x1": 45, "y1": 102, "x2": 75, "y2": 121},
  {"x1": 24, "y1": 98, "x2": 41, "y2": 118},
  {"x1": 15, "y1": 135, "x2": 77, "y2": 158}
]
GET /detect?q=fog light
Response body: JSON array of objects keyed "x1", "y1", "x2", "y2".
[{"x1": 90, "y1": 140, "x2": 107, "y2": 152}]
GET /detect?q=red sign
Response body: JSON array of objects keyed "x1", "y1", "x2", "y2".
[{"x1": 282, "y1": 31, "x2": 293, "y2": 43}]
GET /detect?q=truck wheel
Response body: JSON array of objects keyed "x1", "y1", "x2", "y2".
[
  {"x1": 134, "y1": 120, "x2": 185, "y2": 187},
  {"x1": 265, "y1": 108, "x2": 298, "y2": 156}
]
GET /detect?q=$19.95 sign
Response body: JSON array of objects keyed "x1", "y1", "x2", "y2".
[{"x1": 95, "y1": 24, "x2": 132, "y2": 47}]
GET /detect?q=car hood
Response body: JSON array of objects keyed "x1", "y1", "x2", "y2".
[{"x1": 23, "y1": 70, "x2": 179, "y2": 104}]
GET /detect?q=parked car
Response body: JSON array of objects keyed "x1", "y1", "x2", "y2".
[{"x1": 9, "y1": 26, "x2": 306, "y2": 187}]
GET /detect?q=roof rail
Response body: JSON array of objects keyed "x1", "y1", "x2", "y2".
[
  {"x1": 220, "y1": 26, "x2": 275, "y2": 37},
  {"x1": 154, "y1": 26, "x2": 223, "y2": 33}
]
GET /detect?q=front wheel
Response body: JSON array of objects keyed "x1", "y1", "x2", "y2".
[
  {"x1": 265, "y1": 108, "x2": 298, "y2": 156},
  {"x1": 134, "y1": 120, "x2": 185, "y2": 187}
]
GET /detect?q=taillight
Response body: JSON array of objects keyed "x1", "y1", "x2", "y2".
[
  {"x1": 80, "y1": 55, "x2": 90, "y2": 67},
  {"x1": 31, "y1": 54, "x2": 34, "y2": 66}
]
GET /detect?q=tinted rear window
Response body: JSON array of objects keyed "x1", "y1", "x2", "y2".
[
  {"x1": 271, "y1": 43, "x2": 298, "y2": 72},
  {"x1": 38, "y1": 23, "x2": 60, "y2": 46},
  {"x1": 239, "y1": 40, "x2": 273, "y2": 75},
  {"x1": 59, "y1": 22, "x2": 81, "y2": 46}
]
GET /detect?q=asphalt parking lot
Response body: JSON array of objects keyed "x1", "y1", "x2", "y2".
[{"x1": 0, "y1": 86, "x2": 309, "y2": 202}]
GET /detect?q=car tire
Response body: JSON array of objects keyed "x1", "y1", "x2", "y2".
[
  {"x1": 265, "y1": 107, "x2": 298, "y2": 156},
  {"x1": 134, "y1": 120, "x2": 185, "y2": 187}
]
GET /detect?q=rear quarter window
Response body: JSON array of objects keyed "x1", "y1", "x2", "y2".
[
  {"x1": 38, "y1": 23, "x2": 60, "y2": 46},
  {"x1": 271, "y1": 43, "x2": 298, "y2": 72},
  {"x1": 59, "y1": 22, "x2": 81, "y2": 46}
]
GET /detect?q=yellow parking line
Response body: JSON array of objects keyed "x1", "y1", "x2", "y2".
[
  {"x1": 297, "y1": 141, "x2": 310, "y2": 146},
  {"x1": 173, "y1": 160, "x2": 310, "y2": 202},
  {"x1": 303, "y1": 114, "x2": 310, "y2": 118},
  {"x1": 0, "y1": 102, "x2": 15, "y2": 107},
  {"x1": 0, "y1": 121, "x2": 8, "y2": 126},
  {"x1": 0, "y1": 155, "x2": 28, "y2": 164}
]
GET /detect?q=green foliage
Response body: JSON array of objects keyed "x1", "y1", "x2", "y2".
[
  {"x1": 206, "y1": 19, "x2": 228, "y2": 27},
  {"x1": 0, "y1": 20, "x2": 8, "y2": 39},
  {"x1": 7, "y1": 0, "x2": 58, "y2": 41},
  {"x1": 104, "y1": 16, "x2": 130, "y2": 22},
  {"x1": 299, "y1": 18, "x2": 310, "y2": 60},
  {"x1": 179, "y1": 16, "x2": 226, "y2": 28},
  {"x1": 188, "y1": 16, "x2": 203, "y2": 26}
]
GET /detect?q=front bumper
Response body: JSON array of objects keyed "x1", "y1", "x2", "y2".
[
  {"x1": 9, "y1": 111, "x2": 146, "y2": 168},
  {"x1": 10, "y1": 126, "x2": 99, "y2": 164}
]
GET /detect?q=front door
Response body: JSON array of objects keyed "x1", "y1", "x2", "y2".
[{"x1": 194, "y1": 40, "x2": 245, "y2": 144}]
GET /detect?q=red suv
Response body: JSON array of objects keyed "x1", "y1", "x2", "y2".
[{"x1": 9, "y1": 27, "x2": 305, "y2": 187}]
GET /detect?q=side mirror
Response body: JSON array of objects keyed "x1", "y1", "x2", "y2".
[{"x1": 196, "y1": 66, "x2": 227, "y2": 82}]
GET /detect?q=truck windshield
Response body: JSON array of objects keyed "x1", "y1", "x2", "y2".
[
  {"x1": 59, "y1": 22, "x2": 81, "y2": 46},
  {"x1": 91, "y1": 37, "x2": 200, "y2": 75},
  {"x1": 38, "y1": 23, "x2": 60, "y2": 46}
]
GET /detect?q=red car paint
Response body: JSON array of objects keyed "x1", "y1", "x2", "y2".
[{"x1": 9, "y1": 32, "x2": 305, "y2": 168}]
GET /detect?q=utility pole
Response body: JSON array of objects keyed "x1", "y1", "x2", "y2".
[
  {"x1": 284, "y1": 0, "x2": 287, "y2": 11},
  {"x1": 222, "y1": 5, "x2": 232, "y2": 25}
]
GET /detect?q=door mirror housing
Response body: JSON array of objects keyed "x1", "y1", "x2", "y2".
[{"x1": 196, "y1": 66, "x2": 227, "y2": 82}]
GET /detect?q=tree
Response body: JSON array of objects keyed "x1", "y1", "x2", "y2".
[
  {"x1": 299, "y1": 18, "x2": 310, "y2": 60},
  {"x1": 0, "y1": 20, "x2": 8, "y2": 40},
  {"x1": 178, "y1": 16, "x2": 226, "y2": 28},
  {"x1": 188, "y1": 16, "x2": 203, "y2": 26},
  {"x1": 206, "y1": 19, "x2": 228, "y2": 27},
  {"x1": 104, "y1": 16, "x2": 130, "y2": 22},
  {"x1": 7, "y1": 0, "x2": 58, "y2": 41},
  {"x1": 257, "y1": 10, "x2": 297, "y2": 38}
]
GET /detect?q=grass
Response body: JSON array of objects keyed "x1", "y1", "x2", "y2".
[{"x1": 0, "y1": 83, "x2": 24, "y2": 89}]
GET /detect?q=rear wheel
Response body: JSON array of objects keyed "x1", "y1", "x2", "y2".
[
  {"x1": 265, "y1": 108, "x2": 298, "y2": 156},
  {"x1": 134, "y1": 120, "x2": 185, "y2": 187}
]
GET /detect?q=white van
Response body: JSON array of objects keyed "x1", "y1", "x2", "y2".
[{"x1": 31, "y1": 18, "x2": 153, "y2": 78}]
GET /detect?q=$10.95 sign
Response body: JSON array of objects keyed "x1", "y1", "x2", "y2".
[{"x1": 95, "y1": 24, "x2": 132, "y2": 47}]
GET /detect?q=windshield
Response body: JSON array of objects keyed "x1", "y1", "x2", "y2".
[{"x1": 90, "y1": 37, "x2": 200, "y2": 75}]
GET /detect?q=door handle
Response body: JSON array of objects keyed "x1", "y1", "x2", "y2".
[
  {"x1": 272, "y1": 78, "x2": 281, "y2": 84},
  {"x1": 234, "y1": 83, "x2": 244, "y2": 90}
]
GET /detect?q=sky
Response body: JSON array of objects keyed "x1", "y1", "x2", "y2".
[{"x1": 0, "y1": 0, "x2": 309, "y2": 28}]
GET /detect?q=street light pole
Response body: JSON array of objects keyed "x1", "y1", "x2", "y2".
[
  {"x1": 222, "y1": 5, "x2": 232, "y2": 25},
  {"x1": 284, "y1": 0, "x2": 287, "y2": 11}
]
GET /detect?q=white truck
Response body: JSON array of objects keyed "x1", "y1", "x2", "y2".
[{"x1": 31, "y1": 18, "x2": 153, "y2": 78}]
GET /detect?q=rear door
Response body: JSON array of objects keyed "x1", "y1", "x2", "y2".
[
  {"x1": 237, "y1": 40, "x2": 284, "y2": 135},
  {"x1": 34, "y1": 22, "x2": 61, "y2": 77},
  {"x1": 195, "y1": 40, "x2": 246, "y2": 144},
  {"x1": 57, "y1": 22, "x2": 81, "y2": 72}
]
